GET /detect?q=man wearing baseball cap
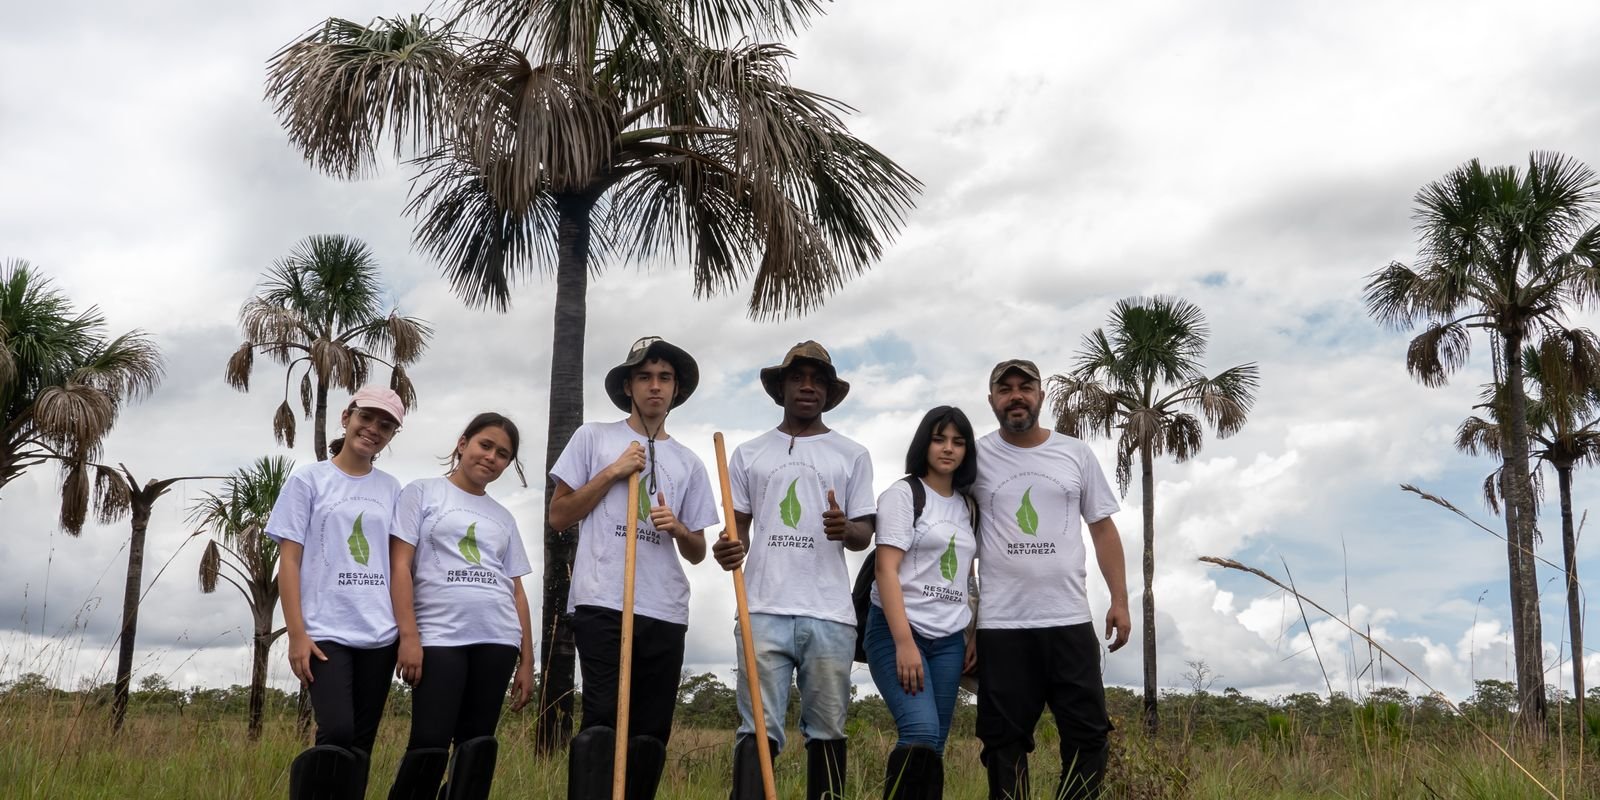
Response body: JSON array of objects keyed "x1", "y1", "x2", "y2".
[
  {"x1": 712, "y1": 341, "x2": 876, "y2": 800},
  {"x1": 973, "y1": 359, "x2": 1131, "y2": 800},
  {"x1": 549, "y1": 336, "x2": 721, "y2": 800}
]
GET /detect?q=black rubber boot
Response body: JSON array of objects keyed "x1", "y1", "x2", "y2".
[
  {"x1": 349, "y1": 748, "x2": 371, "y2": 799},
  {"x1": 1054, "y1": 740, "x2": 1108, "y2": 800},
  {"x1": 386, "y1": 747, "x2": 449, "y2": 800},
  {"x1": 625, "y1": 735, "x2": 667, "y2": 800},
  {"x1": 289, "y1": 745, "x2": 357, "y2": 800},
  {"x1": 730, "y1": 735, "x2": 779, "y2": 800},
  {"x1": 805, "y1": 738, "x2": 847, "y2": 800},
  {"x1": 568, "y1": 726, "x2": 616, "y2": 800},
  {"x1": 883, "y1": 745, "x2": 943, "y2": 800},
  {"x1": 438, "y1": 736, "x2": 498, "y2": 800},
  {"x1": 983, "y1": 744, "x2": 1029, "y2": 800}
]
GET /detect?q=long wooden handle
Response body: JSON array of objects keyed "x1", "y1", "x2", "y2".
[
  {"x1": 613, "y1": 472, "x2": 641, "y2": 800},
  {"x1": 714, "y1": 433, "x2": 777, "y2": 800}
]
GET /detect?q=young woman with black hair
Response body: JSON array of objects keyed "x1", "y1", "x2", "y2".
[
  {"x1": 863, "y1": 405, "x2": 980, "y2": 799},
  {"x1": 268, "y1": 385, "x2": 408, "y2": 798},
  {"x1": 386, "y1": 412, "x2": 535, "y2": 800}
]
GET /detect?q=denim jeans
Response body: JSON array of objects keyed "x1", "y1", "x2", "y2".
[
  {"x1": 733, "y1": 612, "x2": 856, "y2": 753},
  {"x1": 863, "y1": 604, "x2": 966, "y2": 754}
]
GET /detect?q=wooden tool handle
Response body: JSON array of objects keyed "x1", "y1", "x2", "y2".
[
  {"x1": 613, "y1": 472, "x2": 641, "y2": 800},
  {"x1": 714, "y1": 433, "x2": 777, "y2": 800}
]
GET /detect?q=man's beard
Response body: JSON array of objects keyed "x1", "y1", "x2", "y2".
[{"x1": 998, "y1": 403, "x2": 1037, "y2": 433}]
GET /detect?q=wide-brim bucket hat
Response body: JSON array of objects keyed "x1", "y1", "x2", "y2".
[
  {"x1": 605, "y1": 336, "x2": 700, "y2": 412},
  {"x1": 758, "y1": 340, "x2": 850, "y2": 413}
]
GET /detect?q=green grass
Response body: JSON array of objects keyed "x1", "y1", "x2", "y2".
[{"x1": 4, "y1": 697, "x2": 1597, "y2": 799}]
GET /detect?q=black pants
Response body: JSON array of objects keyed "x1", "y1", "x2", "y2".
[
  {"x1": 308, "y1": 640, "x2": 398, "y2": 753},
  {"x1": 572, "y1": 605, "x2": 686, "y2": 745},
  {"x1": 406, "y1": 643, "x2": 520, "y2": 749},
  {"x1": 975, "y1": 624, "x2": 1112, "y2": 783}
]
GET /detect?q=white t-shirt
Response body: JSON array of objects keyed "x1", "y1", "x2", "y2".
[
  {"x1": 973, "y1": 430, "x2": 1120, "y2": 629},
  {"x1": 265, "y1": 461, "x2": 401, "y2": 649},
  {"x1": 730, "y1": 428, "x2": 876, "y2": 625},
  {"x1": 869, "y1": 479, "x2": 977, "y2": 639},
  {"x1": 550, "y1": 420, "x2": 721, "y2": 625},
  {"x1": 391, "y1": 477, "x2": 533, "y2": 648}
]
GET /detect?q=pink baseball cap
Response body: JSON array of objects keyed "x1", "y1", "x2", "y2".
[{"x1": 351, "y1": 385, "x2": 406, "y2": 426}]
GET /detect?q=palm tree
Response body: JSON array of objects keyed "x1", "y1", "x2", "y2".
[
  {"x1": 1365, "y1": 151, "x2": 1600, "y2": 727},
  {"x1": 191, "y1": 456, "x2": 295, "y2": 740},
  {"x1": 225, "y1": 235, "x2": 432, "y2": 461},
  {"x1": 0, "y1": 260, "x2": 162, "y2": 517},
  {"x1": 264, "y1": 0, "x2": 918, "y2": 749},
  {"x1": 1456, "y1": 331, "x2": 1600, "y2": 736},
  {"x1": 1049, "y1": 296, "x2": 1258, "y2": 733}
]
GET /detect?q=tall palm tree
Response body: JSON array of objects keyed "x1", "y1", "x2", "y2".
[
  {"x1": 1456, "y1": 331, "x2": 1600, "y2": 736},
  {"x1": 1049, "y1": 296, "x2": 1258, "y2": 733},
  {"x1": 1365, "y1": 151, "x2": 1600, "y2": 727},
  {"x1": 226, "y1": 235, "x2": 432, "y2": 461},
  {"x1": 191, "y1": 456, "x2": 294, "y2": 740},
  {"x1": 264, "y1": 0, "x2": 918, "y2": 749},
  {"x1": 0, "y1": 260, "x2": 162, "y2": 517}
]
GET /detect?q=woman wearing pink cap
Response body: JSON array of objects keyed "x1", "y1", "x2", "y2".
[{"x1": 266, "y1": 385, "x2": 407, "y2": 798}]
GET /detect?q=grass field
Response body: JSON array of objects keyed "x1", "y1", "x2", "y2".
[{"x1": 4, "y1": 693, "x2": 1597, "y2": 799}]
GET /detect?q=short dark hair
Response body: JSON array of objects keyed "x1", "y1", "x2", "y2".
[
  {"x1": 445, "y1": 411, "x2": 528, "y2": 487},
  {"x1": 904, "y1": 405, "x2": 978, "y2": 492}
]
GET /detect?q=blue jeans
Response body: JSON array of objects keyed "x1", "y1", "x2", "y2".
[
  {"x1": 734, "y1": 613, "x2": 855, "y2": 753},
  {"x1": 863, "y1": 604, "x2": 965, "y2": 754}
]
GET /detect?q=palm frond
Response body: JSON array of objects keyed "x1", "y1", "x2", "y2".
[
  {"x1": 1113, "y1": 433, "x2": 1137, "y2": 496},
  {"x1": 1107, "y1": 296, "x2": 1208, "y2": 387},
  {"x1": 1364, "y1": 262, "x2": 1444, "y2": 329},
  {"x1": 299, "y1": 371, "x2": 313, "y2": 419},
  {"x1": 1405, "y1": 321, "x2": 1471, "y2": 387},
  {"x1": 390, "y1": 365, "x2": 417, "y2": 409},
  {"x1": 73, "y1": 331, "x2": 163, "y2": 406},
  {"x1": 308, "y1": 339, "x2": 357, "y2": 389},
  {"x1": 32, "y1": 384, "x2": 115, "y2": 452},
  {"x1": 239, "y1": 300, "x2": 308, "y2": 360},
  {"x1": 1187, "y1": 363, "x2": 1260, "y2": 437},
  {"x1": 266, "y1": 15, "x2": 461, "y2": 179},
  {"x1": 59, "y1": 459, "x2": 89, "y2": 535},
  {"x1": 1456, "y1": 415, "x2": 1502, "y2": 458},
  {"x1": 1160, "y1": 412, "x2": 1205, "y2": 463},
  {"x1": 273, "y1": 400, "x2": 296, "y2": 449},
  {"x1": 225, "y1": 342, "x2": 254, "y2": 391},
  {"x1": 1047, "y1": 375, "x2": 1118, "y2": 440},
  {"x1": 199, "y1": 539, "x2": 221, "y2": 594},
  {"x1": 1482, "y1": 468, "x2": 1502, "y2": 515},
  {"x1": 93, "y1": 464, "x2": 130, "y2": 525}
]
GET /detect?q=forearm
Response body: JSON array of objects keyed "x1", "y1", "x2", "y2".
[
  {"x1": 513, "y1": 579, "x2": 534, "y2": 662},
  {"x1": 277, "y1": 542, "x2": 309, "y2": 637},
  {"x1": 389, "y1": 541, "x2": 421, "y2": 639},
  {"x1": 843, "y1": 516, "x2": 875, "y2": 551},
  {"x1": 548, "y1": 472, "x2": 623, "y2": 531},
  {"x1": 674, "y1": 530, "x2": 707, "y2": 563},
  {"x1": 1088, "y1": 518, "x2": 1129, "y2": 606},
  {"x1": 875, "y1": 550, "x2": 916, "y2": 646}
]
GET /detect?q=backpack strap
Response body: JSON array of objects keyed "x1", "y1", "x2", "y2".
[{"x1": 902, "y1": 474, "x2": 925, "y2": 524}]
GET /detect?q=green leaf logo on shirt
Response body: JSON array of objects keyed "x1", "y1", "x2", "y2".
[
  {"x1": 939, "y1": 532, "x2": 958, "y2": 582},
  {"x1": 637, "y1": 484, "x2": 651, "y2": 523},
  {"x1": 1016, "y1": 487, "x2": 1039, "y2": 536},
  {"x1": 347, "y1": 512, "x2": 371, "y2": 566},
  {"x1": 779, "y1": 479, "x2": 802, "y2": 529},
  {"x1": 459, "y1": 523, "x2": 483, "y2": 566}
]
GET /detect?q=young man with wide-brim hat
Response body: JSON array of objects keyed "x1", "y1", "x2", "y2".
[
  {"x1": 972, "y1": 359, "x2": 1131, "y2": 800},
  {"x1": 712, "y1": 340, "x2": 876, "y2": 800},
  {"x1": 549, "y1": 336, "x2": 721, "y2": 800}
]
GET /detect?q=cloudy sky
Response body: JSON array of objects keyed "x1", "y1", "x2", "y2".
[{"x1": 4, "y1": 0, "x2": 1599, "y2": 707}]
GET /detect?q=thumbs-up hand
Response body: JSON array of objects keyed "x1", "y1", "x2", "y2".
[
  {"x1": 650, "y1": 491, "x2": 684, "y2": 538},
  {"x1": 822, "y1": 488, "x2": 848, "y2": 540}
]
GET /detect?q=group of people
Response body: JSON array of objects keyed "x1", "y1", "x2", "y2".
[{"x1": 271, "y1": 336, "x2": 1131, "y2": 800}]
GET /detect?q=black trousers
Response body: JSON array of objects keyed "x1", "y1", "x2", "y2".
[
  {"x1": 975, "y1": 624, "x2": 1112, "y2": 781},
  {"x1": 406, "y1": 643, "x2": 520, "y2": 750},
  {"x1": 572, "y1": 605, "x2": 687, "y2": 745},
  {"x1": 308, "y1": 640, "x2": 398, "y2": 754}
]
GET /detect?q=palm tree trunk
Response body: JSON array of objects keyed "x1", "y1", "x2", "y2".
[
  {"x1": 1556, "y1": 462, "x2": 1584, "y2": 739},
  {"x1": 111, "y1": 493, "x2": 152, "y2": 733},
  {"x1": 313, "y1": 380, "x2": 329, "y2": 462},
  {"x1": 1499, "y1": 329, "x2": 1546, "y2": 730},
  {"x1": 249, "y1": 609, "x2": 273, "y2": 740},
  {"x1": 1141, "y1": 446, "x2": 1158, "y2": 733},
  {"x1": 535, "y1": 195, "x2": 594, "y2": 753}
]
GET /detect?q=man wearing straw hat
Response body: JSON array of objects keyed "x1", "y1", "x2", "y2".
[
  {"x1": 712, "y1": 340, "x2": 876, "y2": 800},
  {"x1": 973, "y1": 358, "x2": 1131, "y2": 800},
  {"x1": 550, "y1": 336, "x2": 721, "y2": 799}
]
